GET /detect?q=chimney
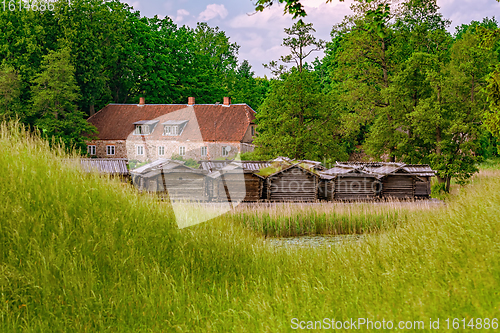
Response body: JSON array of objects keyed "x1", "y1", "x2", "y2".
[
  {"x1": 188, "y1": 97, "x2": 195, "y2": 105},
  {"x1": 139, "y1": 97, "x2": 145, "y2": 105},
  {"x1": 223, "y1": 97, "x2": 231, "y2": 106}
]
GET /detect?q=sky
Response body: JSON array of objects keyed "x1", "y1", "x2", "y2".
[{"x1": 122, "y1": 0, "x2": 500, "y2": 77}]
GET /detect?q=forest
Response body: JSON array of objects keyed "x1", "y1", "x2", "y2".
[{"x1": 1, "y1": 0, "x2": 500, "y2": 192}]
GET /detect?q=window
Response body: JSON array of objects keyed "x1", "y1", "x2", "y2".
[
  {"x1": 158, "y1": 146, "x2": 165, "y2": 156},
  {"x1": 106, "y1": 145, "x2": 115, "y2": 156},
  {"x1": 137, "y1": 145, "x2": 144, "y2": 155},
  {"x1": 251, "y1": 126, "x2": 255, "y2": 136},
  {"x1": 163, "y1": 125, "x2": 179, "y2": 136},
  {"x1": 134, "y1": 125, "x2": 149, "y2": 135},
  {"x1": 179, "y1": 146, "x2": 186, "y2": 156},
  {"x1": 87, "y1": 145, "x2": 96, "y2": 155},
  {"x1": 201, "y1": 146, "x2": 207, "y2": 157},
  {"x1": 222, "y1": 146, "x2": 230, "y2": 157},
  {"x1": 133, "y1": 121, "x2": 158, "y2": 135}
]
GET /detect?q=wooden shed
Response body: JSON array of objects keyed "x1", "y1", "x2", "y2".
[
  {"x1": 379, "y1": 168, "x2": 417, "y2": 200},
  {"x1": 335, "y1": 174, "x2": 382, "y2": 201},
  {"x1": 130, "y1": 159, "x2": 208, "y2": 201},
  {"x1": 321, "y1": 165, "x2": 381, "y2": 201},
  {"x1": 403, "y1": 165, "x2": 435, "y2": 199},
  {"x1": 335, "y1": 162, "x2": 436, "y2": 200},
  {"x1": 208, "y1": 162, "x2": 266, "y2": 202},
  {"x1": 259, "y1": 162, "x2": 319, "y2": 202}
]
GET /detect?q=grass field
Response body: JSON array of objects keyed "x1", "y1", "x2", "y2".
[{"x1": 1, "y1": 122, "x2": 500, "y2": 332}]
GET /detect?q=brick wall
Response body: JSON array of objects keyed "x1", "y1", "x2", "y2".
[
  {"x1": 87, "y1": 140, "x2": 127, "y2": 158},
  {"x1": 87, "y1": 139, "x2": 243, "y2": 161}
]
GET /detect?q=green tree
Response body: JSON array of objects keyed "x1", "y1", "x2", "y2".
[
  {"x1": 326, "y1": 0, "x2": 397, "y2": 159},
  {"x1": 254, "y1": 70, "x2": 347, "y2": 162},
  {"x1": 30, "y1": 47, "x2": 96, "y2": 151},
  {"x1": 265, "y1": 20, "x2": 324, "y2": 76},
  {"x1": 229, "y1": 60, "x2": 269, "y2": 110},
  {"x1": 0, "y1": 63, "x2": 22, "y2": 120}
]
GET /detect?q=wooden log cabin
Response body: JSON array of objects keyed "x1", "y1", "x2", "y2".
[
  {"x1": 130, "y1": 159, "x2": 208, "y2": 201},
  {"x1": 320, "y1": 165, "x2": 381, "y2": 201},
  {"x1": 403, "y1": 165, "x2": 434, "y2": 199},
  {"x1": 259, "y1": 162, "x2": 319, "y2": 202},
  {"x1": 334, "y1": 162, "x2": 436, "y2": 200},
  {"x1": 208, "y1": 162, "x2": 266, "y2": 202}
]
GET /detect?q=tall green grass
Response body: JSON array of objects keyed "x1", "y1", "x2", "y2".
[
  {"x1": 232, "y1": 202, "x2": 440, "y2": 237},
  {"x1": 1, "y1": 122, "x2": 500, "y2": 332}
]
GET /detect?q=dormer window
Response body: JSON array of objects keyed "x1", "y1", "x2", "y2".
[
  {"x1": 162, "y1": 120, "x2": 188, "y2": 136},
  {"x1": 163, "y1": 125, "x2": 178, "y2": 136},
  {"x1": 134, "y1": 125, "x2": 149, "y2": 134},
  {"x1": 132, "y1": 120, "x2": 158, "y2": 135}
]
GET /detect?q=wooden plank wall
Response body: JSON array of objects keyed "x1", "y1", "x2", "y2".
[
  {"x1": 381, "y1": 175, "x2": 414, "y2": 199},
  {"x1": 147, "y1": 173, "x2": 207, "y2": 201},
  {"x1": 214, "y1": 173, "x2": 262, "y2": 202},
  {"x1": 415, "y1": 177, "x2": 431, "y2": 198},
  {"x1": 334, "y1": 176, "x2": 379, "y2": 200},
  {"x1": 267, "y1": 167, "x2": 317, "y2": 202}
]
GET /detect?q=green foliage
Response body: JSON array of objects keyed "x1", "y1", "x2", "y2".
[
  {"x1": 233, "y1": 202, "x2": 430, "y2": 237},
  {"x1": 30, "y1": 47, "x2": 97, "y2": 151},
  {"x1": 254, "y1": 70, "x2": 348, "y2": 162},
  {"x1": 128, "y1": 159, "x2": 149, "y2": 170},
  {"x1": 229, "y1": 60, "x2": 270, "y2": 110},
  {"x1": 171, "y1": 154, "x2": 200, "y2": 168},
  {"x1": 0, "y1": 63, "x2": 21, "y2": 120},
  {"x1": 264, "y1": 20, "x2": 325, "y2": 75}
]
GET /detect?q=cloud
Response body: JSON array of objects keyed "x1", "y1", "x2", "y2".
[
  {"x1": 228, "y1": 1, "x2": 354, "y2": 77},
  {"x1": 198, "y1": 4, "x2": 229, "y2": 21},
  {"x1": 172, "y1": 9, "x2": 190, "y2": 23},
  {"x1": 122, "y1": 0, "x2": 140, "y2": 11}
]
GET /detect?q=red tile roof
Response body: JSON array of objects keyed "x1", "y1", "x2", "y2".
[{"x1": 88, "y1": 103, "x2": 256, "y2": 142}]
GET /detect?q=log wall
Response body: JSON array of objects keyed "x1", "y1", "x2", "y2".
[
  {"x1": 415, "y1": 177, "x2": 431, "y2": 198},
  {"x1": 267, "y1": 167, "x2": 318, "y2": 202},
  {"x1": 145, "y1": 173, "x2": 207, "y2": 201},
  {"x1": 381, "y1": 175, "x2": 414, "y2": 199},
  {"x1": 334, "y1": 176, "x2": 380, "y2": 200},
  {"x1": 214, "y1": 173, "x2": 262, "y2": 202}
]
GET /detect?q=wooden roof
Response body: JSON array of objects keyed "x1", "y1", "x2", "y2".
[
  {"x1": 80, "y1": 158, "x2": 129, "y2": 176},
  {"x1": 130, "y1": 159, "x2": 206, "y2": 178},
  {"x1": 327, "y1": 162, "x2": 436, "y2": 179},
  {"x1": 261, "y1": 161, "x2": 320, "y2": 178}
]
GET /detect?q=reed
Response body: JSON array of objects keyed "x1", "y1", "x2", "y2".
[{"x1": 231, "y1": 201, "x2": 441, "y2": 237}]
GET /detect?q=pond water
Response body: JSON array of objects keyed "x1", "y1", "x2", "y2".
[{"x1": 266, "y1": 234, "x2": 364, "y2": 248}]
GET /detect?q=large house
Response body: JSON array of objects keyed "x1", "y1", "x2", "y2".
[{"x1": 86, "y1": 97, "x2": 256, "y2": 161}]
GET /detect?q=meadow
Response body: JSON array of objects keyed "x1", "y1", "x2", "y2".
[{"x1": 1, "y1": 122, "x2": 500, "y2": 332}]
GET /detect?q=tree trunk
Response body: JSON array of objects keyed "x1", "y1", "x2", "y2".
[
  {"x1": 445, "y1": 176, "x2": 451, "y2": 193},
  {"x1": 90, "y1": 104, "x2": 95, "y2": 116}
]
